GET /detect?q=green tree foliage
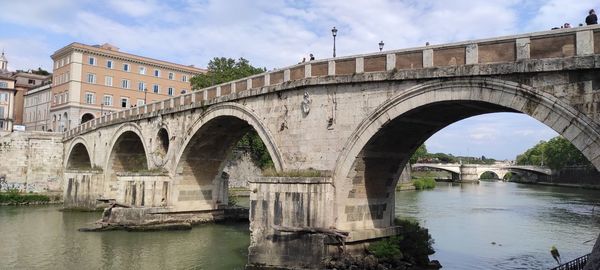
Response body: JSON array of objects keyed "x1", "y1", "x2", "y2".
[
  {"x1": 236, "y1": 130, "x2": 274, "y2": 169},
  {"x1": 190, "y1": 57, "x2": 266, "y2": 90},
  {"x1": 367, "y1": 218, "x2": 435, "y2": 266},
  {"x1": 516, "y1": 136, "x2": 590, "y2": 170},
  {"x1": 410, "y1": 144, "x2": 428, "y2": 164}
]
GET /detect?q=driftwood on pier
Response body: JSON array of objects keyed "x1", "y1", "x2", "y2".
[{"x1": 272, "y1": 225, "x2": 349, "y2": 239}]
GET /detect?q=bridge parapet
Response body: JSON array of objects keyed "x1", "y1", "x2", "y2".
[{"x1": 64, "y1": 25, "x2": 600, "y2": 140}]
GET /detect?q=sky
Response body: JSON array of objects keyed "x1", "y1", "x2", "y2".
[{"x1": 0, "y1": 0, "x2": 593, "y2": 160}]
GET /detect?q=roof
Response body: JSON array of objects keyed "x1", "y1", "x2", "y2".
[{"x1": 51, "y1": 42, "x2": 206, "y2": 75}]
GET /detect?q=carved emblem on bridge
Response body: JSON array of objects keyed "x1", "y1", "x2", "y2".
[{"x1": 301, "y1": 91, "x2": 311, "y2": 116}]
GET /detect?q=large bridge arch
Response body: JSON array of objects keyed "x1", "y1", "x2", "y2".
[
  {"x1": 171, "y1": 102, "x2": 283, "y2": 211},
  {"x1": 333, "y1": 77, "x2": 600, "y2": 230},
  {"x1": 65, "y1": 137, "x2": 93, "y2": 169}
]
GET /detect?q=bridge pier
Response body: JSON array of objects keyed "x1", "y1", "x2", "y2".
[
  {"x1": 63, "y1": 170, "x2": 105, "y2": 210},
  {"x1": 247, "y1": 176, "x2": 336, "y2": 269},
  {"x1": 459, "y1": 165, "x2": 480, "y2": 183}
]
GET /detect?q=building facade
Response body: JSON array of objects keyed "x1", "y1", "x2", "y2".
[
  {"x1": 50, "y1": 43, "x2": 205, "y2": 132},
  {"x1": 12, "y1": 72, "x2": 52, "y2": 126},
  {"x1": 23, "y1": 83, "x2": 52, "y2": 131},
  {"x1": 0, "y1": 75, "x2": 16, "y2": 132}
]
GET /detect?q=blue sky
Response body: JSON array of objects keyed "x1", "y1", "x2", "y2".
[{"x1": 1, "y1": 0, "x2": 594, "y2": 159}]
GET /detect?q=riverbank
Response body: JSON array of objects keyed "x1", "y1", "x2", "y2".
[
  {"x1": 0, "y1": 191, "x2": 62, "y2": 206},
  {"x1": 511, "y1": 180, "x2": 600, "y2": 190}
]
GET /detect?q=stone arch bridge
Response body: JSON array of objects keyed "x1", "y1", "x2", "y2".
[
  {"x1": 62, "y1": 26, "x2": 600, "y2": 268},
  {"x1": 411, "y1": 163, "x2": 552, "y2": 181}
]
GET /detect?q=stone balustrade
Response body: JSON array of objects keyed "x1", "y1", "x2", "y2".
[{"x1": 64, "y1": 25, "x2": 600, "y2": 140}]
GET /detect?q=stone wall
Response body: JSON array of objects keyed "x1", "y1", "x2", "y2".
[
  {"x1": 223, "y1": 151, "x2": 261, "y2": 188},
  {"x1": 0, "y1": 132, "x2": 63, "y2": 192},
  {"x1": 549, "y1": 166, "x2": 600, "y2": 186}
]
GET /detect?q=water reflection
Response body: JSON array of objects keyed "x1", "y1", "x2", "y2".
[{"x1": 0, "y1": 206, "x2": 249, "y2": 270}]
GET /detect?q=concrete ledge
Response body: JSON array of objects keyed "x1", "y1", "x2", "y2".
[
  {"x1": 340, "y1": 226, "x2": 403, "y2": 243},
  {"x1": 248, "y1": 176, "x2": 332, "y2": 184}
]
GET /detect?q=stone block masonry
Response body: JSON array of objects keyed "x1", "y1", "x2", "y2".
[{"x1": 0, "y1": 132, "x2": 63, "y2": 192}]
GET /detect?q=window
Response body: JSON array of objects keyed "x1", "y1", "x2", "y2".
[
  {"x1": 87, "y1": 73, "x2": 96, "y2": 84},
  {"x1": 121, "y1": 79, "x2": 130, "y2": 89},
  {"x1": 154, "y1": 69, "x2": 160, "y2": 77},
  {"x1": 105, "y1": 76, "x2": 113, "y2": 87},
  {"x1": 139, "y1": 66, "x2": 146, "y2": 75},
  {"x1": 152, "y1": 84, "x2": 159, "y2": 93},
  {"x1": 85, "y1": 92, "x2": 95, "y2": 104},
  {"x1": 107, "y1": 60, "x2": 113, "y2": 69},
  {"x1": 103, "y1": 95, "x2": 113, "y2": 106},
  {"x1": 138, "y1": 82, "x2": 146, "y2": 91},
  {"x1": 123, "y1": 63, "x2": 130, "y2": 72},
  {"x1": 168, "y1": 72, "x2": 174, "y2": 80},
  {"x1": 121, "y1": 97, "x2": 129, "y2": 108},
  {"x1": 167, "y1": 87, "x2": 174, "y2": 96},
  {"x1": 28, "y1": 79, "x2": 35, "y2": 85},
  {"x1": 182, "y1": 75, "x2": 188, "y2": 82},
  {"x1": 0, "y1": 107, "x2": 4, "y2": 118},
  {"x1": 137, "y1": 99, "x2": 145, "y2": 106},
  {"x1": 89, "y1": 57, "x2": 96, "y2": 65},
  {"x1": 0, "y1": 82, "x2": 7, "y2": 88}
]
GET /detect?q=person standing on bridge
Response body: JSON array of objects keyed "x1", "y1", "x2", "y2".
[
  {"x1": 551, "y1": 245, "x2": 561, "y2": 265},
  {"x1": 586, "y1": 9, "x2": 598, "y2": 25}
]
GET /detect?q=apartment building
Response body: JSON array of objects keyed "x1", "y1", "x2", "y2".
[
  {"x1": 50, "y1": 43, "x2": 205, "y2": 132},
  {"x1": 12, "y1": 72, "x2": 52, "y2": 125},
  {"x1": 23, "y1": 83, "x2": 52, "y2": 131}
]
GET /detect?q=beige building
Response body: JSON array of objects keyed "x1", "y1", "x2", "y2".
[
  {"x1": 23, "y1": 83, "x2": 52, "y2": 131},
  {"x1": 50, "y1": 43, "x2": 205, "y2": 131},
  {"x1": 12, "y1": 72, "x2": 52, "y2": 125}
]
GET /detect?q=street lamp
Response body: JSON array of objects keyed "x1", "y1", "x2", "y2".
[
  {"x1": 379, "y1": 40, "x2": 384, "y2": 52},
  {"x1": 331, "y1": 26, "x2": 338, "y2": 58},
  {"x1": 144, "y1": 88, "x2": 148, "y2": 104}
]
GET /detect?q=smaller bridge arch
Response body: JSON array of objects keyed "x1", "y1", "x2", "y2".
[
  {"x1": 65, "y1": 137, "x2": 93, "y2": 170},
  {"x1": 104, "y1": 123, "x2": 150, "y2": 172}
]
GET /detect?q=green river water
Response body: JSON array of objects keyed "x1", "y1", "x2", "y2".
[{"x1": 1, "y1": 181, "x2": 599, "y2": 269}]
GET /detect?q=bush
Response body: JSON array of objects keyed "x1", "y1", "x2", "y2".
[
  {"x1": 0, "y1": 190, "x2": 51, "y2": 204},
  {"x1": 367, "y1": 236, "x2": 404, "y2": 261},
  {"x1": 413, "y1": 178, "x2": 436, "y2": 190},
  {"x1": 365, "y1": 218, "x2": 435, "y2": 267}
]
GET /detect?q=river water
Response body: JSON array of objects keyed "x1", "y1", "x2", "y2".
[{"x1": 1, "y1": 182, "x2": 599, "y2": 270}]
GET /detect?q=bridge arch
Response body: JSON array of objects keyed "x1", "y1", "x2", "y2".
[
  {"x1": 333, "y1": 77, "x2": 600, "y2": 230},
  {"x1": 171, "y1": 102, "x2": 283, "y2": 211},
  {"x1": 105, "y1": 123, "x2": 150, "y2": 175},
  {"x1": 65, "y1": 137, "x2": 93, "y2": 169},
  {"x1": 479, "y1": 170, "x2": 504, "y2": 180}
]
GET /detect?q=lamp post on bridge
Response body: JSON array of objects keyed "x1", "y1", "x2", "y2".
[
  {"x1": 331, "y1": 26, "x2": 337, "y2": 58},
  {"x1": 144, "y1": 88, "x2": 148, "y2": 105},
  {"x1": 379, "y1": 40, "x2": 384, "y2": 52}
]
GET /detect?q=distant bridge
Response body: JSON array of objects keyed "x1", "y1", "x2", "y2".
[{"x1": 412, "y1": 163, "x2": 552, "y2": 181}]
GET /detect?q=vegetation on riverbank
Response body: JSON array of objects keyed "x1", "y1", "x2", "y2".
[
  {"x1": 0, "y1": 189, "x2": 60, "y2": 205},
  {"x1": 516, "y1": 136, "x2": 590, "y2": 170},
  {"x1": 413, "y1": 178, "x2": 436, "y2": 190},
  {"x1": 322, "y1": 218, "x2": 439, "y2": 270}
]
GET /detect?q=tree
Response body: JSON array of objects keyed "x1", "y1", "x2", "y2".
[
  {"x1": 32, "y1": 68, "x2": 50, "y2": 76},
  {"x1": 410, "y1": 144, "x2": 428, "y2": 164},
  {"x1": 516, "y1": 136, "x2": 590, "y2": 170},
  {"x1": 190, "y1": 57, "x2": 266, "y2": 90}
]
